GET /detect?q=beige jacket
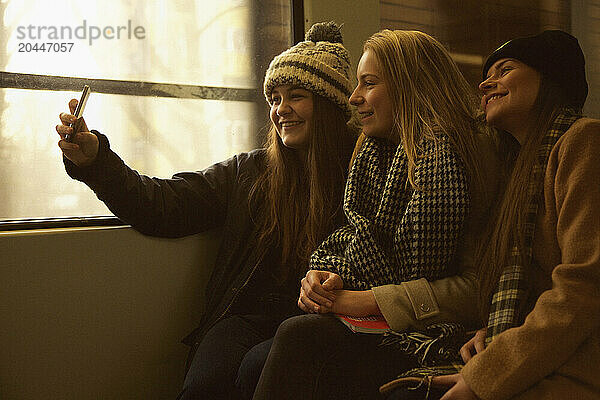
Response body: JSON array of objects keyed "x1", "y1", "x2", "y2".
[
  {"x1": 372, "y1": 131, "x2": 501, "y2": 332},
  {"x1": 461, "y1": 118, "x2": 600, "y2": 399}
]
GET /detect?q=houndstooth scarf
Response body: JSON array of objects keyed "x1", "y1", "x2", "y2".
[
  {"x1": 309, "y1": 133, "x2": 470, "y2": 290},
  {"x1": 380, "y1": 108, "x2": 582, "y2": 397}
]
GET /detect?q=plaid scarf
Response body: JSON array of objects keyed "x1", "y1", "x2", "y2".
[
  {"x1": 309, "y1": 134, "x2": 470, "y2": 290},
  {"x1": 380, "y1": 108, "x2": 582, "y2": 397},
  {"x1": 484, "y1": 108, "x2": 581, "y2": 343}
]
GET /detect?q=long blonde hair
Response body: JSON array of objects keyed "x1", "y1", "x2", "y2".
[
  {"x1": 250, "y1": 95, "x2": 357, "y2": 276},
  {"x1": 354, "y1": 29, "x2": 487, "y2": 204}
]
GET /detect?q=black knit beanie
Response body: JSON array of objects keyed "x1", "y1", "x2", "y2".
[{"x1": 482, "y1": 30, "x2": 588, "y2": 109}]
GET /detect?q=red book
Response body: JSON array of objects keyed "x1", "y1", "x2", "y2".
[{"x1": 334, "y1": 313, "x2": 391, "y2": 334}]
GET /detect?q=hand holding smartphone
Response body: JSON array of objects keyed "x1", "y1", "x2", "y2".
[{"x1": 66, "y1": 85, "x2": 90, "y2": 142}]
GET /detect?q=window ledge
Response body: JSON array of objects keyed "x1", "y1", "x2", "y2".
[{"x1": 0, "y1": 216, "x2": 126, "y2": 232}]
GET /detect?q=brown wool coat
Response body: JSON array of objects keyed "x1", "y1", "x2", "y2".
[{"x1": 461, "y1": 118, "x2": 600, "y2": 400}]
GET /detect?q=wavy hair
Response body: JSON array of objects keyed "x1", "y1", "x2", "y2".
[
  {"x1": 476, "y1": 78, "x2": 578, "y2": 318},
  {"x1": 250, "y1": 94, "x2": 357, "y2": 277},
  {"x1": 353, "y1": 29, "x2": 488, "y2": 206}
]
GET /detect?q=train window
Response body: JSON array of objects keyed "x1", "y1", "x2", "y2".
[{"x1": 0, "y1": 0, "x2": 299, "y2": 228}]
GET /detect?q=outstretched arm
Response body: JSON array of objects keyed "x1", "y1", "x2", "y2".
[{"x1": 55, "y1": 100, "x2": 247, "y2": 238}]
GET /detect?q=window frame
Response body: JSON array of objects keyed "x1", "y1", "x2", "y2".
[{"x1": 0, "y1": 0, "x2": 304, "y2": 231}]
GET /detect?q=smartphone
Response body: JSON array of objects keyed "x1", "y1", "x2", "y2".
[{"x1": 66, "y1": 85, "x2": 91, "y2": 142}]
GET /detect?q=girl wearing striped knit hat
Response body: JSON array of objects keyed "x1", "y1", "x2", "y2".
[
  {"x1": 55, "y1": 22, "x2": 357, "y2": 400},
  {"x1": 254, "y1": 30, "x2": 501, "y2": 400}
]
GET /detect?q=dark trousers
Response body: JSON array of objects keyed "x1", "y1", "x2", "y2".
[
  {"x1": 177, "y1": 314, "x2": 281, "y2": 400},
  {"x1": 253, "y1": 314, "x2": 418, "y2": 400}
]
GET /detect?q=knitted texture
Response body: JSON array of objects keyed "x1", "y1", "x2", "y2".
[
  {"x1": 484, "y1": 108, "x2": 581, "y2": 344},
  {"x1": 482, "y1": 31, "x2": 588, "y2": 110},
  {"x1": 263, "y1": 22, "x2": 353, "y2": 120},
  {"x1": 380, "y1": 109, "x2": 582, "y2": 392},
  {"x1": 380, "y1": 323, "x2": 467, "y2": 367},
  {"x1": 309, "y1": 134, "x2": 470, "y2": 290}
]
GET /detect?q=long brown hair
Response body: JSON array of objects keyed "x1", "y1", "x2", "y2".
[
  {"x1": 250, "y1": 94, "x2": 357, "y2": 276},
  {"x1": 476, "y1": 78, "x2": 577, "y2": 319},
  {"x1": 353, "y1": 30, "x2": 488, "y2": 207}
]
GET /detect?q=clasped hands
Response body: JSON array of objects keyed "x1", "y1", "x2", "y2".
[
  {"x1": 297, "y1": 270, "x2": 379, "y2": 317},
  {"x1": 297, "y1": 270, "x2": 486, "y2": 399}
]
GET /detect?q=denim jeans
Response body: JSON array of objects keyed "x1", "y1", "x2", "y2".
[{"x1": 177, "y1": 314, "x2": 281, "y2": 400}]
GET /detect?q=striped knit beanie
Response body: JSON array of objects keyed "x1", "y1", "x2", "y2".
[{"x1": 264, "y1": 21, "x2": 353, "y2": 120}]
